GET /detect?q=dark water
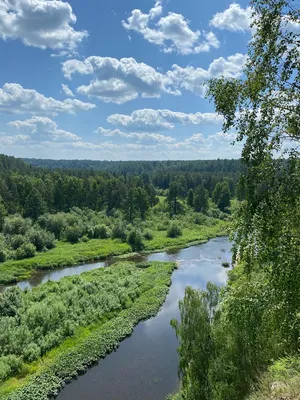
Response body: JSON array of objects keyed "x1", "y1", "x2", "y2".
[{"x1": 54, "y1": 237, "x2": 231, "y2": 400}]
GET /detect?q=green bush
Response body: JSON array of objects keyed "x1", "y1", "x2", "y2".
[
  {"x1": 167, "y1": 223, "x2": 182, "y2": 238},
  {"x1": 143, "y1": 230, "x2": 153, "y2": 240},
  {"x1": 15, "y1": 243, "x2": 36, "y2": 260},
  {"x1": 3, "y1": 215, "x2": 31, "y2": 236},
  {"x1": 0, "y1": 246, "x2": 7, "y2": 262},
  {"x1": 26, "y1": 229, "x2": 56, "y2": 252},
  {"x1": 9, "y1": 235, "x2": 26, "y2": 250},
  {"x1": 127, "y1": 229, "x2": 144, "y2": 252},
  {"x1": 86, "y1": 226, "x2": 94, "y2": 239},
  {"x1": 94, "y1": 224, "x2": 109, "y2": 239},
  {"x1": 112, "y1": 222, "x2": 127, "y2": 241},
  {"x1": 64, "y1": 225, "x2": 82, "y2": 244}
]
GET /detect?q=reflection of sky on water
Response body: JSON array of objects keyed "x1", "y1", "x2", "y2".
[{"x1": 57, "y1": 237, "x2": 231, "y2": 400}]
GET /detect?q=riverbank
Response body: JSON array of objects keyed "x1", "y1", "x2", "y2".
[
  {"x1": 0, "y1": 220, "x2": 228, "y2": 285},
  {"x1": 0, "y1": 261, "x2": 177, "y2": 400}
]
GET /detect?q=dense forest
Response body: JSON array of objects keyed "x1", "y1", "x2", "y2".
[{"x1": 170, "y1": 0, "x2": 300, "y2": 399}]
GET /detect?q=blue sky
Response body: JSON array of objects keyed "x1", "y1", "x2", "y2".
[{"x1": 0, "y1": 0, "x2": 253, "y2": 160}]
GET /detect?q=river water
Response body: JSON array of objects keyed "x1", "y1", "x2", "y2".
[
  {"x1": 54, "y1": 237, "x2": 231, "y2": 400},
  {"x1": 0, "y1": 237, "x2": 231, "y2": 399}
]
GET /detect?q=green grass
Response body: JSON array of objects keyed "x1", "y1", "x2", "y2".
[
  {"x1": 0, "y1": 239, "x2": 131, "y2": 284},
  {"x1": 247, "y1": 357, "x2": 300, "y2": 400},
  {"x1": 144, "y1": 220, "x2": 228, "y2": 252},
  {"x1": 0, "y1": 261, "x2": 176, "y2": 400},
  {"x1": 0, "y1": 219, "x2": 228, "y2": 285}
]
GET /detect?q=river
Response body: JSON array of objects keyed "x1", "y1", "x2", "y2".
[
  {"x1": 0, "y1": 237, "x2": 231, "y2": 399},
  {"x1": 56, "y1": 237, "x2": 231, "y2": 400}
]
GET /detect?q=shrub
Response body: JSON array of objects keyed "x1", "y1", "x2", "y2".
[
  {"x1": 127, "y1": 229, "x2": 144, "y2": 252},
  {"x1": 46, "y1": 214, "x2": 67, "y2": 239},
  {"x1": 81, "y1": 235, "x2": 89, "y2": 243},
  {"x1": 112, "y1": 222, "x2": 127, "y2": 241},
  {"x1": 0, "y1": 246, "x2": 7, "y2": 262},
  {"x1": 64, "y1": 225, "x2": 82, "y2": 244},
  {"x1": 143, "y1": 230, "x2": 153, "y2": 241},
  {"x1": 23, "y1": 343, "x2": 41, "y2": 363},
  {"x1": 94, "y1": 224, "x2": 109, "y2": 239},
  {"x1": 3, "y1": 215, "x2": 31, "y2": 236},
  {"x1": 167, "y1": 223, "x2": 182, "y2": 238},
  {"x1": 86, "y1": 226, "x2": 94, "y2": 239},
  {"x1": 157, "y1": 224, "x2": 167, "y2": 231},
  {"x1": 9, "y1": 234, "x2": 26, "y2": 250},
  {"x1": 26, "y1": 229, "x2": 56, "y2": 252},
  {"x1": 15, "y1": 243, "x2": 36, "y2": 260}
]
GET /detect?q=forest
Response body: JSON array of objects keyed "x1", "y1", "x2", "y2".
[
  {"x1": 169, "y1": 0, "x2": 300, "y2": 399},
  {"x1": 0, "y1": 154, "x2": 232, "y2": 284}
]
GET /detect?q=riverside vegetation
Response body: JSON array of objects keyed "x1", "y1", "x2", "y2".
[
  {"x1": 0, "y1": 156, "x2": 233, "y2": 284},
  {"x1": 168, "y1": 0, "x2": 300, "y2": 399},
  {"x1": 0, "y1": 261, "x2": 176, "y2": 399}
]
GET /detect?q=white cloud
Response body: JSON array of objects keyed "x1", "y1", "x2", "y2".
[
  {"x1": 167, "y1": 53, "x2": 246, "y2": 96},
  {"x1": 210, "y1": 3, "x2": 300, "y2": 35},
  {"x1": 107, "y1": 109, "x2": 223, "y2": 131},
  {"x1": 0, "y1": 134, "x2": 30, "y2": 146},
  {"x1": 207, "y1": 131, "x2": 236, "y2": 142},
  {"x1": 61, "y1": 84, "x2": 75, "y2": 97},
  {"x1": 62, "y1": 56, "x2": 177, "y2": 104},
  {"x1": 95, "y1": 127, "x2": 175, "y2": 143},
  {"x1": 9, "y1": 116, "x2": 80, "y2": 141},
  {"x1": 0, "y1": 83, "x2": 96, "y2": 114},
  {"x1": 122, "y1": 1, "x2": 219, "y2": 55},
  {"x1": 210, "y1": 3, "x2": 253, "y2": 33},
  {"x1": 0, "y1": 0, "x2": 88, "y2": 52},
  {"x1": 61, "y1": 53, "x2": 245, "y2": 103}
]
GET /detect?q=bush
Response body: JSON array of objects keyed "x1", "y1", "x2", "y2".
[
  {"x1": 26, "y1": 229, "x2": 56, "y2": 251},
  {"x1": 3, "y1": 215, "x2": 31, "y2": 236},
  {"x1": 0, "y1": 246, "x2": 7, "y2": 262},
  {"x1": 167, "y1": 223, "x2": 182, "y2": 238},
  {"x1": 127, "y1": 229, "x2": 144, "y2": 252},
  {"x1": 81, "y1": 235, "x2": 89, "y2": 243},
  {"x1": 9, "y1": 234, "x2": 26, "y2": 250},
  {"x1": 46, "y1": 214, "x2": 67, "y2": 239},
  {"x1": 86, "y1": 226, "x2": 94, "y2": 239},
  {"x1": 143, "y1": 230, "x2": 153, "y2": 240},
  {"x1": 112, "y1": 222, "x2": 127, "y2": 241},
  {"x1": 23, "y1": 343, "x2": 41, "y2": 363},
  {"x1": 94, "y1": 224, "x2": 109, "y2": 239},
  {"x1": 64, "y1": 225, "x2": 82, "y2": 244},
  {"x1": 15, "y1": 243, "x2": 36, "y2": 260}
]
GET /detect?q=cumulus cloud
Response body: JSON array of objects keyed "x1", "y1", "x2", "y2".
[
  {"x1": 122, "y1": 1, "x2": 219, "y2": 55},
  {"x1": 61, "y1": 84, "x2": 75, "y2": 97},
  {"x1": 0, "y1": 83, "x2": 96, "y2": 114},
  {"x1": 0, "y1": 134, "x2": 30, "y2": 146},
  {"x1": 210, "y1": 3, "x2": 300, "y2": 35},
  {"x1": 210, "y1": 4, "x2": 253, "y2": 33},
  {"x1": 62, "y1": 56, "x2": 178, "y2": 103},
  {"x1": 8, "y1": 116, "x2": 81, "y2": 141},
  {"x1": 62, "y1": 53, "x2": 245, "y2": 103},
  {"x1": 167, "y1": 53, "x2": 246, "y2": 96},
  {"x1": 107, "y1": 109, "x2": 223, "y2": 131},
  {"x1": 95, "y1": 127, "x2": 175, "y2": 143},
  {"x1": 0, "y1": 0, "x2": 88, "y2": 52}
]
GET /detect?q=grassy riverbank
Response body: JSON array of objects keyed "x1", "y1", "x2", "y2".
[
  {"x1": 0, "y1": 261, "x2": 176, "y2": 400},
  {"x1": 0, "y1": 220, "x2": 228, "y2": 285}
]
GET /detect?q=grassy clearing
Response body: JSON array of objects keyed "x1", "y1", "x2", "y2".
[
  {"x1": 247, "y1": 357, "x2": 300, "y2": 400},
  {"x1": 0, "y1": 239, "x2": 131, "y2": 284},
  {"x1": 0, "y1": 261, "x2": 176, "y2": 400},
  {"x1": 0, "y1": 220, "x2": 228, "y2": 285}
]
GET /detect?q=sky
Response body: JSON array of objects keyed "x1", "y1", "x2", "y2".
[{"x1": 0, "y1": 0, "x2": 254, "y2": 160}]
